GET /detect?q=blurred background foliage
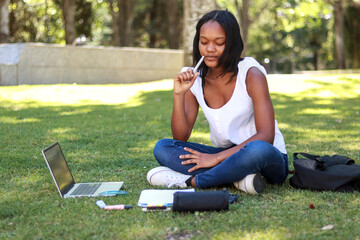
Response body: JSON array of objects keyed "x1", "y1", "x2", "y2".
[{"x1": 1, "y1": 0, "x2": 360, "y2": 73}]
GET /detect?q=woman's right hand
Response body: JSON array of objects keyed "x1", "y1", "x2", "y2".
[{"x1": 173, "y1": 68, "x2": 199, "y2": 95}]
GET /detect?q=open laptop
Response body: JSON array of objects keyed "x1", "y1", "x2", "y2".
[{"x1": 42, "y1": 142, "x2": 123, "y2": 198}]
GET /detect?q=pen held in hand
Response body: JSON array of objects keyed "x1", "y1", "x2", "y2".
[
  {"x1": 184, "y1": 56, "x2": 204, "y2": 84},
  {"x1": 193, "y1": 56, "x2": 204, "y2": 73}
]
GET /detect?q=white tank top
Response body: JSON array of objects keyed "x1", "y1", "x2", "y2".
[{"x1": 188, "y1": 57, "x2": 287, "y2": 154}]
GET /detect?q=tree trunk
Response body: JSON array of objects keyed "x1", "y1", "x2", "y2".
[
  {"x1": 353, "y1": 48, "x2": 359, "y2": 69},
  {"x1": 0, "y1": 0, "x2": 9, "y2": 43},
  {"x1": 62, "y1": 0, "x2": 76, "y2": 44},
  {"x1": 314, "y1": 49, "x2": 319, "y2": 70},
  {"x1": 235, "y1": 0, "x2": 250, "y2": 57},
  {"x1": 165, "y1": 0, "x2": 180, "y2": 49},
  {"x1": 333, "y1": 0, "x2": 345, "y2": 69},
  {"x1": 344, "y1": 2, "x2": 360, "y2": 69},
  {"x1": 149, "y1": 0, "x2": 158, "y2": 48},
  {"x1": 108, "y1": 0, "x2": 136, "y2": 47},
  {"x1": 118, "y1": 0, "x2": 136, "y2": 46},
  {"x1": 109, "y1": 0, "x2": 121, "y2": 46},
  {"x1": 183, "y1": 0, "x2": 216, "y2": 66}
]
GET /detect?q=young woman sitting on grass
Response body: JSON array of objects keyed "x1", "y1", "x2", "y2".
[{"x1": 147, "y1": 10, "x2": 288, "y2": 194}]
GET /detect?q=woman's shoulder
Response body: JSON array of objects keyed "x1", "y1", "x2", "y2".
[
  {"x1": 238, "y1": 57, "x2": 267, "y2": 76},
  {"x1": 237, "y1": 57, "x2": 262, "y2": 68}
]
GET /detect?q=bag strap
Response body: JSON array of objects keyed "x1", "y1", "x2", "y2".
[
  {"x1": 318, "y1": 155, "x2": 355, "y2": 165},
  {"x1": 316, "y1": 155, "x2": 355, "y2": 170},
  {"x1": 291, "y1": 152, "x2": 321, "y2": 174},
  {"x1": 293, "y1": 152, "x2": 321, "y2": 161},
  {"x1": 292, "y1": 152, "x2": 356, "y2": 171},
  {"x1": 294, "y1": 152, "x2": 355, "y2": 170}
]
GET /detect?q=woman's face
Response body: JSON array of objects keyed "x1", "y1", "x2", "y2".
[{"x1": 198, "y1": 20, "x2": 226, "y2": 69}]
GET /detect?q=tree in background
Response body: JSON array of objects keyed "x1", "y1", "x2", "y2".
[
  {"x1": 130, "y1": 0, "x2": 181, "y2": 49},
  {"x1": 56, "y1": 0, "x2": 92, "y2": 44},
  {"x1": 61, "y1": 0, "x2": 75, "y2": 44},
  {"x1": 148, "y1": 0, "x2": 164, "y2": 48},
  {"x1": 8, "y1": 0, "x2": 91, "y2": 44},
  {"x1": 234, "y1": 0, "x2": 270, "y2": 57},
  {"x1": 282, "y1": 0, "x2": 332, "y2": 71},
  {"x1": 74, "y1": 0, "x2": 92, "y2": 40},
  {"x1": 0, "y1": 0, "x2": 9, "y2": 43},
  {"x1": 326, "y1": 0, "x2": 348, "y2": 69},
  {"x1": 9, "y1": 0, "x2": 40, "y2": 42},
  {"x1": 108, "y1": 0, "x2": 136, "y2": 46},
  {"x1": 183, "y1": 0, "x2": 216, "y2": 66},
  {"x1": 147, "y1": 0, "x2": 181, "y2": 48},
  {"x1": 4, "y1": 0, "x2": 360, "y2": 72},
  {"x1": 165, "y1": 0, "x2": 182, "y2": 49},
  {"x1": 344, "y1": 2, "x2": 360, "y2": 68},
  {"x1": 244, "y1": 0, "x2": 334, "y2": 73}
]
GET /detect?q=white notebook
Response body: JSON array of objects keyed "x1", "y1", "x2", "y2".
[{"x1": 138, "y1": 189, "x2": 195, "y2": 207}]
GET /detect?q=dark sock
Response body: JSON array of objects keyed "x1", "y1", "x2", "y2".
[{"x1": 185, "y1": 176, "x2": 193, "y2": 187}]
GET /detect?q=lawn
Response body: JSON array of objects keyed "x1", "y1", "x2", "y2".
[{"x1": 1, "y1": 74, "x2": 360, "y2": 239}]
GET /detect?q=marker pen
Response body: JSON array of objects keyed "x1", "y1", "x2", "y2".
[
  {"x1": 146, "y1": 205, "x2": 167, "y2": 210},
  {"x1": 193, "y1": 56, "x2": 204, "y2": 73},
  {"x1": 104, "y1": 205, "x2": 133, "y2": 210},
  {"x1": 98, "y1": 190, "x2": 128, "y2": 196}
]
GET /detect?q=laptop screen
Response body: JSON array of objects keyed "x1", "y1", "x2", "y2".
[{"x1": 43, "y1": 143, "x2": 75, "y2": 195}]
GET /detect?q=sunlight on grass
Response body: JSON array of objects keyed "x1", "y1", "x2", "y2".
[
  {"x1": 342, "y1": 143, "x2": 360, "y2": 151},
  {"x1": 1, "y1": 74, "x2": 359, "y2": 109},
  {"x1": 268, "y1": 74, "x2": 360, "y2": 98},
  {"x1": 315, "y1": 90, "x2": 338, "y2": 98},
  {"x1": 278, "y1": 122, "x2": 290, "y2": 130},
  {"x1": 0, "y1": 80, "x2": 173, "y2": 107},
  {"x1": 0, "y1": 116, "x2": 40, "y2": 124},
  {"x1": 214, "y1": 227, "x2": 289, "y2": 240},
  {"x1": 268, "y1": 74, "x2": 321, "y2": 93},
  {"x1": 49, "y1": 128, "x2": 77, "y2": 140},
  {"x1": 50, "y1": 128, "x2": 75, "y2": 134},
  {"x1": 189, "y1": 132, "x2": 210, "y2": 142},
  {"x1": 60, "y1": 108, "x2": 92, "y2": 116},
  {"x1": 298, "y1": 108, "x2": 338, "y2": 115},
  {"x1": 312, "y1": 99, "x2": 334, "y2": 105}
]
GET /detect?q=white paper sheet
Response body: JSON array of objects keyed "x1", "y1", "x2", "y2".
[{"x1": 137, "y1": 189, "x2": 195, "y2": 207}]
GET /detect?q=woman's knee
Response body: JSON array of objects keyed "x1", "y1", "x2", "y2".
[
  {"x1": 153, "y1": 139, "x2": 170, "y2": 157},
  {"x1": 153, "y1": 138, "x2": 179, "y2": 166},
  {"x1": 154, "y1": 138, "x2": 170, "y2": 151},
  {"x1": 244, "y1": 140, "x2": 275, "y2": 158}
]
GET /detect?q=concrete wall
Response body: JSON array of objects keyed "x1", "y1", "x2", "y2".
[{"x1": 0, "y1": 43, "x2": 184, "y2": 86}]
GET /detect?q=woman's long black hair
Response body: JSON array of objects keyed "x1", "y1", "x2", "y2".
[{"x1": 193, "y1": 10, "x2": 244, "y2": 83}]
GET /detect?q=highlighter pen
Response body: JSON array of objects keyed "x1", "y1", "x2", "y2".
[
  {"x1": 104, "y1": 205, "x2": 133, "y2": 210},
  {"x1": 146, "y1": 204, "x2": 168, "y2": 210},
  {"x1": 193, "y1": 56, "x2": 204, "y2": 73}
]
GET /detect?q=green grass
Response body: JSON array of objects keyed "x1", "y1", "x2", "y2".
[{"x1": 1, "y1": 74, "x2": 360, "y2": 239}]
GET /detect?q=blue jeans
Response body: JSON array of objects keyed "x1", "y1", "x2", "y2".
[{"x1": 153, "y1": 139, "x2": 288, "y2": 189}]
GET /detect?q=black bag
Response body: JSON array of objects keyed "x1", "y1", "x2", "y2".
[
  {"x1": 289, "y1": 152, "x2": 360, "y2": 192},
  {"x1": 173, "y1": 190, "x2": 229, "y2": 212}
]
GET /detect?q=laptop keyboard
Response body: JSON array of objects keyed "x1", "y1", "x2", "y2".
[{"x1": 71, "y1": 183, "x2": 101, "y2": 196}]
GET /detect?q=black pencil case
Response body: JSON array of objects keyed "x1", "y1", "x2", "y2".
[{"x1": 173, "y1": 190, "x2": 229, "y2": 212}]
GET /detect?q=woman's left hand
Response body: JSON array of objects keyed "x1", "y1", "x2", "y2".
[{"x1": 180, "y1": 147, "x2": 221, "y2": 173}]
